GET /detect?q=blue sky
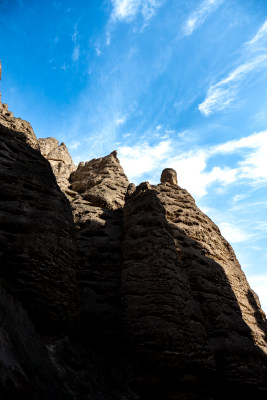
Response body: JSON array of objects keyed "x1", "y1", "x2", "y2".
[{"x1": 1, "y1": 0, "x2": 267, "y2": 310}]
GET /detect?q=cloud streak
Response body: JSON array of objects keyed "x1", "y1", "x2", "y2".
[
  {"x1": 118, "y1": 130, "x2": 267, "y2": 197},
  {"x1": 199, "y1": 19, "x2": 267, "y2": 115},
  {"x1": 72, "y1": 23, "x2": 80, "y2": 62},
  {"x1": 111, "y1": 0, "x2": 164, "y2": 22},
  {"x1": 183, "y1": 0, "x2": 224, "y2": 36}
]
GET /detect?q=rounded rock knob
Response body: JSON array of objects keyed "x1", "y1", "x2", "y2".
[{"x1": 160, "y1": 168, "x2": 177, "y2": 185}]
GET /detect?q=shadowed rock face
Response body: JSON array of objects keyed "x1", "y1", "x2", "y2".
[
  {"x1": 122, "y1": 182, "x2": 215, "y2": 398},
  {"x1": 0, "y1": 123, "x2": 78, "y2": 331},
  {"x1": 0, "y1": 286, "x2": 66, "y2": 400},
  {"x1": 121, "y1": 180, "x2": 267, "y2": 398},
  {"x1": 69, "y1": 152, "x2": 129, "y2": 335},
  {"x1": 155, "y1": 181, "x2": 267, "y2": 395}
]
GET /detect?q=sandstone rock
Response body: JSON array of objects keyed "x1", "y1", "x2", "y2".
[
  {"x1": 160, "y1": 167, "x2": 177, "y2": 185},
  {"x1": 0, "y1": 286, "x2": 66, "y2": 399},
  {"x1": 70, "y1": 150, "x2": 129, "y2": 209},
  {"x1": 0, "y1": 123, "x2": 79, "y2": 331},
  {"x1": 0, "y1": 102, "x2": 39, "y2": 150},
  {"x1": 155, "y1": 177, "x2": 267, "y2": 395},
  {"x1": 71, "y1": 195, "x2": 123, "y2": 335},
  {"x1": 38, "y1": 137, "x2": 77, "y2": 196},
  {"x1": 69, "y1": 152, "x2": 129, "y2": 334},
  {"x1": 122, "y1": 182, "x2": 215, "y2": 397}
]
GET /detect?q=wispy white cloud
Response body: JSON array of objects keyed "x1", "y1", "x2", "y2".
[
  {"x1": 246, "y1": 20, "x2": 267, "y2": 46},
  {"x1": 118, "y1": 130, "x2": 267, "y2": 197},
  {"x1": 247, "y1": 274, "x2": 267, "y2": 314},
  {"x1": 214, "y1": 131, "x2": 267, "y2": 182},
  {"x1": 72, "y1": 46, "x2": 80, "y2": 61},
  {"x1": 71, "y1": 23, "x2": 80, "y2": 62},
  {"x1": 199, "y1": 54, "x2": 267, "y2": 115},
  {"x1": 183, "y1": 0, "x2": 224, "y2": 36},
  {"x1": 115, "y1": 116, "x2": 126, "y2": 125},
  {"x1": 118, "y1": 140, "x2": 172, "y2": 179},
  {"x1": 106, "y1": 31, "x2": 111, "y2": 46},
  {"x1": 219, "y1": 222, "x2": 252, "y2": 243},
  {"x1": 199, "y1": 19, "x2": 267, "y2": 115},
  {"x1": 95, "y1": 47, "x2": 101, "y2": 56},
  {"x1": 170, "y1": 151, "x2": 237, "y2": 197},
  {"x1": 69, "y1": 141, "x2": 80, "y2": 150},
  {"x1": 111, "y1": 0, "x2": 164, "y2": 22},
  {"x1": 72, "y1": 23, "x2": 78, "y2": 42},
  {"x1": 60, "y1": 62, "x2": 67, "y2": 71}
]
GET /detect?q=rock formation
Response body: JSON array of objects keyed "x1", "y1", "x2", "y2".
[
  {"x1": 122, "y1": 179, "x2": 267, "y2": 398},
  {"x1": 38, "y1": 137, "x2": 77, "y2": 197},
  {"x1": 0, "y1": 103, "x2": 39, "y2": 150},
  {"x1": 1, "y1": 72, "x2": 267, "y2": 399},
  {"x1": 0, "y1": 122, "x2": 78, "y2": 332},
  {"x1": 69, "y1": 151, "x2": 129, "y2": 337},
  {"x1": 160, "y1": 167, "x2": 178, "y2": 185},
  {"x1": 70, "y1": 150, "x2": 129, "y2": 209}
]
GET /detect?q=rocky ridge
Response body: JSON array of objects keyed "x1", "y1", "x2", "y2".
[
  {"x1": 0, "y1": 102, "x2": 39, "y2": 150},
  {"x1": 1, "y1": 93, "x2": 267, "y2": 399}
]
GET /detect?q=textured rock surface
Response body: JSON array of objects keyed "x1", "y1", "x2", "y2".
[
  {"x1": 121, "y1": 182, "x2": 215, "y2": 398},
  {"x1": 69, "y1": 152, "x2": 129, "y2": 334},
  {"x1": 70, "y1": 150, "x2": 129, "y2": 209},
  {"x1": 155, "y1": 181, "x2": 267, "y2": 396},
  {"x1": 0, "y1": 286, "x2": 66, "y2": 400},
  {"x1": 38, "y1": 137, "x2": 77, "y2": 196},
  {"x1": 160, "y1": 167, "x2": 178, "y2": 185},
  {"x1": 0, "y1": 123, "x2": 78, "y2": 330},
  {"x1": 0, "y1": 102, "x2": 39, "y2": 150},
  {"x1": 71, "y1": 196, "x2": 123, "y2": 334},
  {"x1": 122, "y1": 182, "x2": 212, "y2": 365}
]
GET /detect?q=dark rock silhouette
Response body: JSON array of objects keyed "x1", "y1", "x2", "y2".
[
  {"x1": 1, "y1": 78, "x2": 267, "y2": 399},
  {"x1": 0, "y1": 123, "x2": 79, "y2": 331}
]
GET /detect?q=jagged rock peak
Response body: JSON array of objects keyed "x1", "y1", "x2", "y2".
[
  {"x1": 38, "y1": 137, "x2": 77, "y2": 197},
  {"x1": 70, "y1": 150, "x2": 129, "y2": 209},
  {"x1": 160, "y1": 167, "x2": 178, "y2": 185}
]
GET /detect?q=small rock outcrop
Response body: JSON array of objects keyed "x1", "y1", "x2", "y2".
[{"x1": 160, "y1": 167, "x2": 178, "y2": 185}]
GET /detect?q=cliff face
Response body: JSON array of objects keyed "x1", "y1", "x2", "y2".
[
  {"x1": 1, "y1": 104, "x2": 267, "y2": 400},
  {"x1": 0, "y1": 123, "x2": 79, "y2": 331}
]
